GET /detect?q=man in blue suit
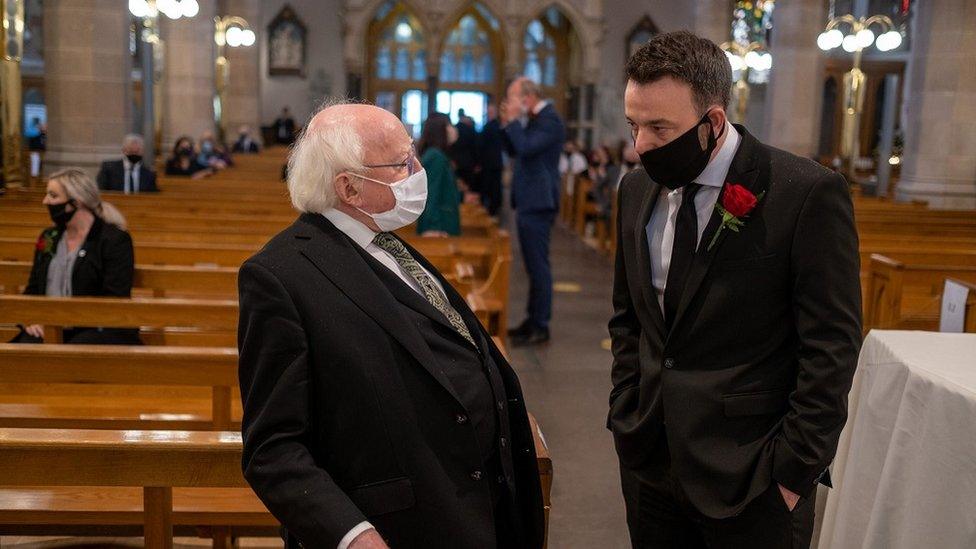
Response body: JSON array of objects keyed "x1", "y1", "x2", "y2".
[{"x1": 501, "y1": 77, "x2": 566, "y2": 346}]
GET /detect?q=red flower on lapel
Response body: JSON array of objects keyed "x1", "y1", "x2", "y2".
[{"x1": 707, "y1": 183, "x2": 764, "y2": 251}]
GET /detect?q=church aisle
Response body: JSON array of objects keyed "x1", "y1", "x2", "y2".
[{"x1": 506, "y1": 220, "x2": 630, "y2": 549}]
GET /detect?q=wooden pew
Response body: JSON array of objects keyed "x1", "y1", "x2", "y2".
[
  {"x1": 0, "y1": 261, "x2": 238, "y2": 298},
  {"x1": 0, "y1": 344, "x2": 239, "y2": 430},
  {"x1": 865, "y1": 254, "x2": 976, "y2": 331},
  {"x1": 0, "y1": 428, "x2": 271, "y2": 548},
  {"x1": 0, "y1": 295, "x2": 238, "y2": 346}
]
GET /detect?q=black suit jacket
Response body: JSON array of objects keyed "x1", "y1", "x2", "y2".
[
  {"x1": 25, "y1": 218, "x2": 135, "y2": 297},
  {"x1": 232, "y1": 138, "x2": 260, "y2": 153},
  {"x1": 238, "y1": 213, "x2": 545, "y2": 548},
  {"x1": 450, "y1": 122, "x2": 479, "y2": 171},
  {"x1": 607, "y1": 126, "x2": 862, "y2": 518},
  {"x1": 96, "y1": 160, "x2": 159, "y2": 193},
  {"x1": 478, "y1": 119, "x2": 505, "y2": 171}
]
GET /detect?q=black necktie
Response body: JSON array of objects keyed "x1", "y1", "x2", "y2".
[{"x1": 663, "y1": 183, "x2": 702, "y2": 329}]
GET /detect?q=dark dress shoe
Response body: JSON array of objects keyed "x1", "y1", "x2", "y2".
[
  {"x1": 507, "y1": 319, "x2": 535, "y2": 338},
  {"x1": 511, "y1": 326, "x2": 550, "y2": 347}
]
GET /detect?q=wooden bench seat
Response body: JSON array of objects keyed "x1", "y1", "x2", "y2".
[
  {"x1": 0, "y1": 427, "x2": 254, "y2": 548},
  {"x1": 0, "y1": 261, "x2": 239, "y2": 298},
  {"x1": 865, "y1": 254, "x2": 976, "y2": 330},
  {"x1": 0, "y1": 344, "x2": 240, "y2": 430},
  {"x1": 0, "y1": 295, "x2": 239, "y2": 345}
]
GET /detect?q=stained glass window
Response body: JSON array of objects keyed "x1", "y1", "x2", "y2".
[
  {"x1": 523, "y1": 19, "x2": 558, "y2": 87},
  {"x1": 440, "y1": 12, "x2": 495, "y2": 85},
  {"x1": 372, "y1": 5, "x2": 427, "y2": 83}
]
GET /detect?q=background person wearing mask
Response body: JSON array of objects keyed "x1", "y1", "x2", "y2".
[
  {"x1": 14, "y1": 168, "x2": 140, "y2": 345},
  {"x1": 165, "y1": 136, "x2": 213, "y2": 179},
  {"x1": 500, "y1": 76, "x2": 566, "y2": 347},
  {"x1": 198, "y1": 131, "x2": 231, "y2": 170},
  {"x1": 416, "y1": 112, "x2": 461, "y2": 237},
  {"x1": 233, "y1": 125, "x2": 261, "y2": 153},
  {"x1": 96, "y1": 134, "x2": 159, "y2": 194}
]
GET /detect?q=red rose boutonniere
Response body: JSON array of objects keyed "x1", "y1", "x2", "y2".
[
  {"x1": 707, "y1": 183, "x2": 764, "y2": 251},
  {"x1": 35, "y1": 230, "x2": 59, "y2": 258}
]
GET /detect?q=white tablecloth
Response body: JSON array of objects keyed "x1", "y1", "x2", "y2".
[{"x1": 818, "y1": 330, "x2": 976, "y2": 548}]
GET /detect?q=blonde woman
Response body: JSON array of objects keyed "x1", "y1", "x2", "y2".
[{"x1": 15, "y1": 168, "x2": 140, "y2": 345}]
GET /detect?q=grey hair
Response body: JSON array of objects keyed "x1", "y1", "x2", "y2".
[
  {"x1": 122, "y1": 134, "x2": 144, "y2": 149},
  {"x1": 287, "y1": 99, "x2": 366, "y2": 214},
  {"x1": 48, "y1": 168, "x2": 128, "y2": 230},
  {"x1": 519, "y1": 78, "x2": 542, "y2": 98}
]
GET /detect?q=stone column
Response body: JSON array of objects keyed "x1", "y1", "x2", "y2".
[
  {"x1": 221, "y1": 0, "x2": 260, "y2": 144},
  {"x1": 896, "y1": 0, "x2": 976, "y2": 209},
  {"x1": 160, "y1": 0, "x2": 217, "y2": 149},
  {"x1": 694, "y1": 0, "x2": 731, "y2": 45},
  {"x1": 760, "y1": 0, "x2": 826, "y2": 157},
  {"x1": 42, "y1": 0, "x2": 131, "y2": 175}
]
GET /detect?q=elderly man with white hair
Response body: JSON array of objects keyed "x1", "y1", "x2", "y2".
[
  {"x1": 96, "y1": 134, "x2": 158, "y2": 194},
  {"x1": 237, "y1": 102, "x2": 545, "y2": 549}
]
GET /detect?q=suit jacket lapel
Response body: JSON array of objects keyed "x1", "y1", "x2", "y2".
[
  {"x1": 633, "y1": 171, "x2": 667, "y2": 336},
  {"x1": 667, "y1": 126, "x2": 768, "y2": 342},
  {"x1": 398, "y1": 236, "x2": 490, "y2": 353},
  {"x1": 349, "y1": 237, "x2": 461, "y2": 337},
  {"x1": 295, "y1": 214, "x2": 465, "y2": 407}
]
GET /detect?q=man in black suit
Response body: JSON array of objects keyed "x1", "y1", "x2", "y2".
[
  {"x1": 477, "y1": 104, "x2": 505, "y2": 217},
  {"x1": 96, "y1": 134, "x2": 158, "y2": 194},
  {"x1": 608, "y1": 31, "x2": 862, "y2": 548},
  {"x1": 232, "y1": 125, "x2": 261, "y2": 153},
  {"x1": 273, "y1": 106, "x2": 297, "y2": 144},
  {"x1": 450, "y1": 110, "x2": 479, "y2": 195},
  {"x1": 238, "y1": 103, "x2": 544, "y2": 549}
]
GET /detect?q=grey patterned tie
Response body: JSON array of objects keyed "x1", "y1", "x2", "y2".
[{"x1": 373, "y1": 232, "x2": 477, "y2": 348}]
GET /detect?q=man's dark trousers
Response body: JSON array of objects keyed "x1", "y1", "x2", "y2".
[{"x1": 516, "y1": 210, "x2": 556, "y2": 330}]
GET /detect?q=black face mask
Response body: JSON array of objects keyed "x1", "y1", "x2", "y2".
[
  {"x1": 126, "y1": 154, "x2": 143, "y2": 164},
  {"x1": 48, "y1": 200, "x2": 77, "y2": 228},
  {"x1": 638, "y1": 111, "x2": 725, "y2": 190}
]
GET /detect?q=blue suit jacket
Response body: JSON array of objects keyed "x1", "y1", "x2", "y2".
[{"x1": 504, "y1": 104, "x2": 566, "y2": 214}]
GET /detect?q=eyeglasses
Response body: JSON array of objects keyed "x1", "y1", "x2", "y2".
[{"x1": 362, "y1": 143, "x2": 418, "y2": 176}]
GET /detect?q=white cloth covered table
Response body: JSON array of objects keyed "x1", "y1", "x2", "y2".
[{"x1": 817, "y1": 330, "x2": 976, "y2": 548}]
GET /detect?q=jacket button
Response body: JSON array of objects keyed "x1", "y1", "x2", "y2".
[
  {"x1": 499, "y1": 437, "x2": 507, "y2": 448},
  {"x1": 497, "y1": 401, "x2": 504, "y2": 411},
  {"x1": 664, "y1": 358, "x2": 675, "y2": 369},
  {"x1": 470, "y1": 470, "x2": 483, "y2": 481},
  {"x1": 455, "y1": 413, "x2": 468, "y2": 424}
]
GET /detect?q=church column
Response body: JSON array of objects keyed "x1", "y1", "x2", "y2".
[
  {"x1": 161, "y1": 0, "x2": 216, "y2": 149},
  {"x1": 896, "y1": 0, "x2": 976, "y2": 209},
  {"x1": 221, "y1": 0, "x2": 260, "y2": 144},
  {"x1": 760, "y1": 0, "x2": 826, "y2": 157},
  {"x1": 42, "y1": 0, "x2": 131, "y2": 175},
  {"x1": 694, "y1": 0, "x2": 731, "y2": 45}
]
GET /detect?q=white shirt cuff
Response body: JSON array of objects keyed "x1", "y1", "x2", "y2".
[{"x1": 337, "y1": 521, "x2": 375, "y2": 549}]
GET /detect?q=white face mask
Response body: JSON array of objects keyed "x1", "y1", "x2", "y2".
[{"x1": 350, "y1": 168, "x2": 428, "y2": 232}]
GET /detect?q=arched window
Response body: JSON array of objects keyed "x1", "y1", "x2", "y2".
[
  {"x1": 367, "y1": 2, "x2": 429, "y2": 135},
  {"x1": 436, "y1": 2, "x2": 502, "y2": 129},
  {"x1": 439, "y1": 14, "x2": 494, "y2": 85},
  {"x1": 523, "y1": 6, "x2": 574, "y2": 117},
  {"x1": 371, "y1": 2, "x2": 427, "y2": 83}
]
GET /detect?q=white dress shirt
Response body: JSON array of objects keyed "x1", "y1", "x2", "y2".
[
  {"x1": 322, "y1": 207, "x2": 446, "y2": 549},
  {"x1": 122, "y1": 158, "x2": 141, "y2": 194},
  {"x1": 646, "y1": 122, "x2": 740, "y2": 311}
]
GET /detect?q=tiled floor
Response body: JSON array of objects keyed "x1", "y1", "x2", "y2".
[{"x1": 505, "y1": 219, "x2": 631, "y2": 549}]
